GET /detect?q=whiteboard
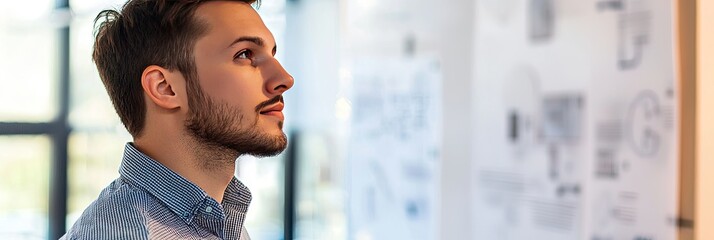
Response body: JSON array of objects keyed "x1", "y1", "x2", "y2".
[{"x1": 471, "y1": 0, "x2": 678, "y2": 239}]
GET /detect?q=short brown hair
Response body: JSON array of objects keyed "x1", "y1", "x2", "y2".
[{"x1": 93, "y1": 0, "x2": 258, "y2": 137}]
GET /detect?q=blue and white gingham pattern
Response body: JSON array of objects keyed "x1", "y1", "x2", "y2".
[{"x1": 61, "y1": 143, "x2": 252, "y2": 240}]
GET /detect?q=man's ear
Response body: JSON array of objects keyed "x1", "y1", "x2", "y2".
[{"x1": 141, "y1": 65, "x2": 181, "y2": 110}]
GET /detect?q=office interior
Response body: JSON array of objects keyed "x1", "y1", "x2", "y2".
[{"x1": 1, "y1": 0, "x2": 712, "y2": 239}]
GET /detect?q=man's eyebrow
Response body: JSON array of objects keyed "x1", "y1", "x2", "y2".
[{"x1": 227, "y1": 36, "x2": 278, "y2": 54}]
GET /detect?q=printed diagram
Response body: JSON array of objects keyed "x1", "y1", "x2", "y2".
[
  {"x1": 475, "y1": 66, "x2": 587, "y2": 238},
  {"x1": 348, "y1": 58, "x2": 441, "y2": 240},
  {"x1": 529, "y1": 0, "x2": 555, "y2": 42},
  {"x1": 590, "y1": 87, "x2": 677, "y2": 239},
  {"x1": 542, "y1": 95, "x2": 584, "y2": 142},
  {"x1": 597, "y1": 0, "x2": 652, "y2": 70},
  {"x1": 594, "y1": 120, "x2": 624, "y2": 179},
  {"x1": 591, "y1": 191, "x2": 640, "y2": 240},
  {"x1": 504, "y1": 66, "x2": 541, "y2": 157},
  {"x1": 593, "y1": 89, "x2": 672, "y2": 179},
  {"x1": 626, "y1": 90, "x2": 662, "y2": 158},
  {"x1": 542, "y1": 94, "x2": 585, "y2": 196},
  {"x1": 474, "y1": 0, "x2": 678, "y2": 238}
]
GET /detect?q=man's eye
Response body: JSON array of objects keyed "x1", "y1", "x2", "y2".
[{"x1": 234, "y1": 50, "x2": 253, "y2": 60}]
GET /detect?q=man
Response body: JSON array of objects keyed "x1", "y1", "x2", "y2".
[{"x1": 62, "y1": 0, "x2": 293, "y2": 239}]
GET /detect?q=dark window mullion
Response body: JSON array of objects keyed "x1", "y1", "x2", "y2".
[
  {"x1": 49, "y1": 0, "x2": 71, "y2": 238},
  {"x1": 0, "y1": 122, "x2": 57, "y2": 135}
]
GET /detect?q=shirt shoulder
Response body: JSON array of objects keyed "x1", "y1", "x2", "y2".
[{"x1": 63, "y1": 177, "x2": 155, "y2": 240}]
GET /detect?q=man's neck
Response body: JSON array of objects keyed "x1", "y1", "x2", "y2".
[{"x1": 133, "y1": 133, "x2": 239, "y2": 204}]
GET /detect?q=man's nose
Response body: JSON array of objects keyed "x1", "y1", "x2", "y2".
[{"x1": 264, "y1": 58, "x2": 294, "y2": 95}]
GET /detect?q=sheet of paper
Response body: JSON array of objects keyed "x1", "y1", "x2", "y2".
[
  {"x1": 346, "y1": 57, "x2": 442, "y2": 240},
  {"x1": 585, "y1": 0, "x2": 679, "y2": 239}
]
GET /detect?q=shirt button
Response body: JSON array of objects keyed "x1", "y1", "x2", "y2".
[{"x1": 205, "y1": 206, "x2": 213, "y2": 213}]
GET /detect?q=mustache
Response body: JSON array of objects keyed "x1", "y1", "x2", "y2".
[{"x1": 255, "y1": 95, "x2": 284, "y2": 113}]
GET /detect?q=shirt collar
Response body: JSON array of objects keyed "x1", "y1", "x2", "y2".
[
  {"x1": 223, "y1": 177, "x2": 252, "y2": 207},
  {"x1": 118, "y1": 143, "x2": 251, "y2": 221}
]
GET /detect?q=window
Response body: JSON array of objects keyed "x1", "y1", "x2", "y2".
[{"x1": 0, "y1": 136, "x2": 51, "y2": 239}]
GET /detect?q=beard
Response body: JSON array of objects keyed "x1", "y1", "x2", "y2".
[{"x1": 184, "y1": 90, "x2": 287, "y2": 158}]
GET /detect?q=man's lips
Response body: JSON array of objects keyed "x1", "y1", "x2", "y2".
[{"x1": 260, "y1": 103, "x2": 284, "y2": 120}]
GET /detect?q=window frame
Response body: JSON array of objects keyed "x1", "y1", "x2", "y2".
[{"x1": 0, "y1": 0, "x2": 71, "y2": 239}]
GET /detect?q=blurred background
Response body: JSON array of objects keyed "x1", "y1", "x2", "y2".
[{"x1": 0, "y1": 0, "x2": 712, "y2": 239}]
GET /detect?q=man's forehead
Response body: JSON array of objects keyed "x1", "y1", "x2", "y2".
[{"x1": 194, "y1": 1, "x2": 274, "y2": 42}]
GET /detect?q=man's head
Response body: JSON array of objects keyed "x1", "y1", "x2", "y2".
[{"x1": 93, "y1": 0, "x2": 294, "y2": 157}]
